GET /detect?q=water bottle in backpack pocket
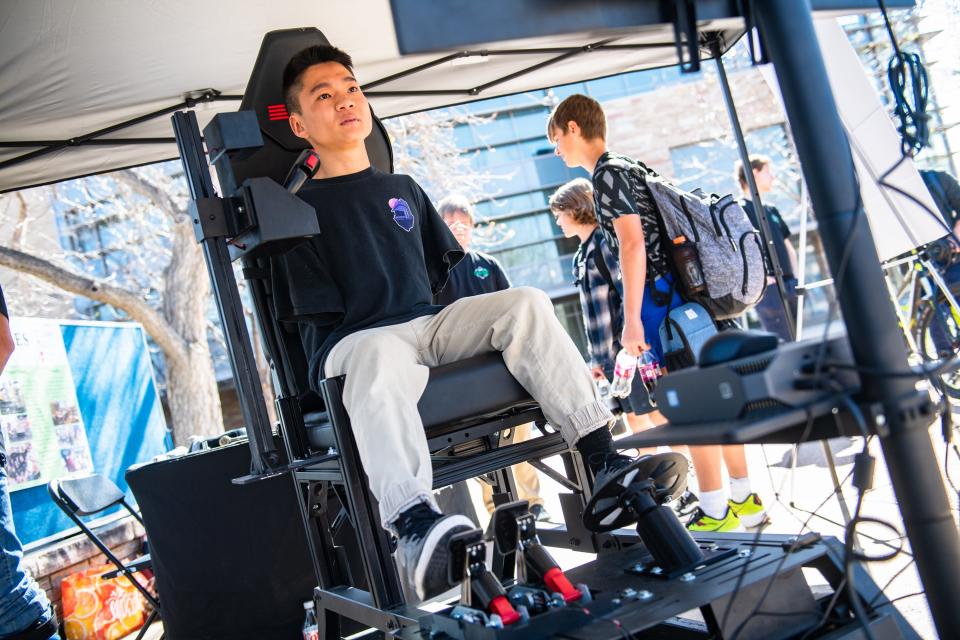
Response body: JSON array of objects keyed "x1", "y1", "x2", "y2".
[
  {"x1": 658, "y1": 302, "x2": 718, "y2": 370},
  {"x1": 649, "y1": 181, "x2": 766, "y2": 319}
]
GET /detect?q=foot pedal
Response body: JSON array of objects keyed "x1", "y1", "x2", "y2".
[
  {"x1": 448, "y1": 529, "x2": 520, "y2": 626},
  {"x1": 491, "y1": 501, "x2": 585, "y2": 604}
]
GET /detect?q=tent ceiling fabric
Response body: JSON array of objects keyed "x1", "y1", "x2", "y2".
[{"x1": 0, "y1": 0, "x2": 907, "y2": 193}]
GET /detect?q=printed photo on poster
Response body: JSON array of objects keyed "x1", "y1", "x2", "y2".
[{"x1": 7, "y1": 442, "x2": 42, "y2": 485}]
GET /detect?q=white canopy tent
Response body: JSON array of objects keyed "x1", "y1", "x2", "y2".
[{"x1": 0, "y1": 0, "x2": 906, "y2": 194}]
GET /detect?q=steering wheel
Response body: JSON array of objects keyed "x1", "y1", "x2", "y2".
[{"x1": 583, "y1": 452, "x2": 688, "y2": 533}]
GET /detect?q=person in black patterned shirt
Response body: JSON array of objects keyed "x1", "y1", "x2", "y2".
[
  {"x1": 547, "y1": 95, "x2": 682, "y2": 365},
  {"x1": 546, "y1": 95, "x2": 768, "y2": 534}
]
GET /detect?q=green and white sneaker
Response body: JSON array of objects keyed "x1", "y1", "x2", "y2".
[
  {"x1": 728, "y1": 493, "x2": 769, "y2": 528},
  {"x1": 686, "y1": 507, "x2": 745, "y2": 533}
]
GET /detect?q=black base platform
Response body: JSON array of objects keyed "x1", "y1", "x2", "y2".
[{"x1": 329, "y1": 532, "x2": 917, "y2": 640}]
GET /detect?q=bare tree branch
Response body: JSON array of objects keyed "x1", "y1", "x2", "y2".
[
  {"x1": 0, "y1": 246, "x2": 189, "y2": 369},
  {"x1": 10, "y1": 193, "x2": 29, "y2": 250},
  {"x1": 113, "y1": 170, "x2": 186, "y2": 220}
]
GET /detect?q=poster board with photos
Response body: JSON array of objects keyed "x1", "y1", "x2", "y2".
[
  {"x1": 6, "y1": 319, "x2": 169, "y2": 546},
  {"x1": 1, "y1": 320, "x2": 93, "y2": 490}
]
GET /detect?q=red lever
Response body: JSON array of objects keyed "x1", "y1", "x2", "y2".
[
  {"x1": 488, "y1": 595, "x2": 521, "y2": 626},
  {"x1": 543, "y1": 567, "x2": 582, "y2": 603}
]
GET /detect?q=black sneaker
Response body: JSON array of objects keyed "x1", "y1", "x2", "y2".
[
  {"x1": 593, "y1": 454, "x2": 639, "y2": 494},
  {"x1": 395, "y1": 509, "x2": 475, "y2": 601},
  {"x1": 529, "y1": 504, "x2": 551, "y2": 522},
  {"x1": 589, "y1": 454, "x2": 640, "y2": 528},
  {"x1": 673, "y1": 489, "x2": 700, "y2": 517}
]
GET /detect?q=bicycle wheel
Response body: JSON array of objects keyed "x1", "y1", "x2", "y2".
[{"x1": 915, "y1": 297, "x2": 960, "y2": 398}]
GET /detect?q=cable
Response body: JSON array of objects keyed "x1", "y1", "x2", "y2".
[
  {"x1": 867, "y1": 558, "x2": 915, "y2": 609},
  {"x1": 725, "y1": 6, "x2": 942, "y2": 634},
  {"x1": 725, "y1": 417, "x2": 861, "y2": 639},
  {"x1": 878, "y1": 0, "x2": 930, "y2": 155},
  {"x1": 845, "y1": 493, "x2": 878, "y2": 640},
  {"x1": 699, "y1": 7, "x2": 936, "y2": 635},
  {"x1": 874, "y1": 590, "x2": 927, "y2": 609},
  {"x1": 722, "y1": 194, "x2": 863, "y2": 634}
]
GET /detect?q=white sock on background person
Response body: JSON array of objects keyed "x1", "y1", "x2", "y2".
[
  {"x1": 699, "y1": 489, "x2": 728, "y2": 519},
  {"x1": 729, "y1": 476, "x2": 752, "y2": 503}
]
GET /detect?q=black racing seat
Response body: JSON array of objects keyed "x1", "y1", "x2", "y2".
[
  {"x1": 303, "y1": 352, "x2": 536, "y2": 450},
  {"x1": 231, "y1": 27, "x2": 545, "y2": 458}
]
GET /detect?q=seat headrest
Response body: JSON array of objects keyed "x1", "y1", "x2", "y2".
[
  {"x1": 698, "y1": 329, "x2": 780, "y2": 367},
  {"x1": 231, "y1": 27, "x2": 393, "y2": 186}
]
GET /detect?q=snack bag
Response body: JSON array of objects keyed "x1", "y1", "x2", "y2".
[{"x1": 61, "y1": 566, "x2": 147, "y2": 640}]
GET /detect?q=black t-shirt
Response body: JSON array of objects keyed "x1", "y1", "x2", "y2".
[
  {"x1": 273, "y1": 167, "x2": 464, "y2": 390},
  {"x1": 433, "y1": 251, "x2": 510, "y2": 305},
  {"x1": 0, "y1": 284, "x2": 7, "y2": 319},
  {"x1": 741, "y1": 199, "x2": 794, "y2": 280},
  {"x1": 591, "y1": 151, "x2": 670, "y2": 280}
]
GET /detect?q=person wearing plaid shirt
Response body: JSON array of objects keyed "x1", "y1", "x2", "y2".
[{"x1": 549, "y1": 178, "x2": 658, "y2": 438}]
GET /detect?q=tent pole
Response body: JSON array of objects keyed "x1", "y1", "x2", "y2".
[
  {"x1": 753, "y1": 1, "x2": 960, "y2": 636},
  {"x1": 0, "y1": 93, "x2": 241, "y2": 172},
  {"x1": 709, "y1": 36, "x2": 796, "y2": 340}
]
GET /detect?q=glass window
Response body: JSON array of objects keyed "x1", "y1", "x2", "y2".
[
  {"x1": 474, "y1": 116, "x2": 517, "y2": 147},
  {"x1": 669, "y1": 124, "x2": 802, "y2": 227},
  {"x1": 75, "y1": 225, "x2": 100, "y2": 253},
  {"x1": 585, "y1": 75, "x2": 627, "y2": 101},
  {"x1": 454, "y1": 124, "x2": 476, "y2": 149},
  {"x1": 551, "y1": 82, "x2": 588, "y2": 100},
  {"x1": 553, "y1": 297, "x2": 588, "y2": 360},
  {"x1": 512, "y1": 109, "x2": 550, "y2": 140},
  {"x1": 479, "y1": 213, "x2": 560, "y2": 251}
]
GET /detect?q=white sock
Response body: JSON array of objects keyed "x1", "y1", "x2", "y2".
[
  {"x1": 730, "y1": 476, "x2": 752, "y2": 503},
  {"x1": 699, "y1": 489, "x2": 728, "y2": 519}
]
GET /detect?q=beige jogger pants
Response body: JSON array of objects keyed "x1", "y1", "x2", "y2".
[{"x1": 324, "y1": 287, "x2": 613, "y2": 528}]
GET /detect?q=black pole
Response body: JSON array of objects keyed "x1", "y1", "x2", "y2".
[
  {"x1": 171, "y1": 111, "x2": 280, "y2": 475},
  {"x1": 752, "y1": 2, "x2": 960, "y2": 636},
  {"x1": 709, "y1": 37, "x2": 796, "y2": 340}
]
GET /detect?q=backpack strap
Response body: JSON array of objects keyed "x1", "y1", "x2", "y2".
[{"x1": 592, "y1": 241, "x2": 618, "y2": 293}]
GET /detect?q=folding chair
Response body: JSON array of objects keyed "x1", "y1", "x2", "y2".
[{"x1": 47, "y1": 475, "x2": 161, "y2": 640}]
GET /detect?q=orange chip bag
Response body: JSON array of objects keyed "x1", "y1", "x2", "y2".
[{"x1": 61, "y1": 567, "x2": 147, "y2": 640}]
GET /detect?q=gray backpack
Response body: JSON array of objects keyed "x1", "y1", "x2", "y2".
[{"x1": 599, "y1": 155, "x2": 767, "y2": 320}]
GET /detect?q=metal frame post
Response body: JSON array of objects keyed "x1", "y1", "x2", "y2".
[
  {"x1": 710, "y1": 37, "x2": 797, "y2": 340},
  {"x1": 171, "y1": 111, "x2": 281, "y2": 475},
  {"x1": 753, "y1": 2, "x2": 960, "y2": 636}
]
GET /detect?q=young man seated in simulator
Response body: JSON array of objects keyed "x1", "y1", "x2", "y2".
[{"x1": 276, "y1": 45, "x2": 636, "y2": 601}]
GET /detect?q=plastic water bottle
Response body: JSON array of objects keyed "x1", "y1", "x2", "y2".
[
  {"x1": 595, "y1": 375, "x2": 612, "y2": 400},
  {"x1": 637, "y1": 351, "x2": 663, "y2": 407},
  {"x1": 670, "y1": 235, "x2": 707, "y2": 296},
  {"x1": 610, "y1": 349, "x2": 639, "y2": 398},
  {"x1": 302, "y1": 600, "x2": 319, "y2": 640}
]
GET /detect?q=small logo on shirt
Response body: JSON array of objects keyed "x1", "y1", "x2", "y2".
[
  {"x1": 388, "y1": 198, "x2": 415, "y2": 232},
  {"x1": 473, "y1": 266, "x2": 490, "y2": 280}
]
